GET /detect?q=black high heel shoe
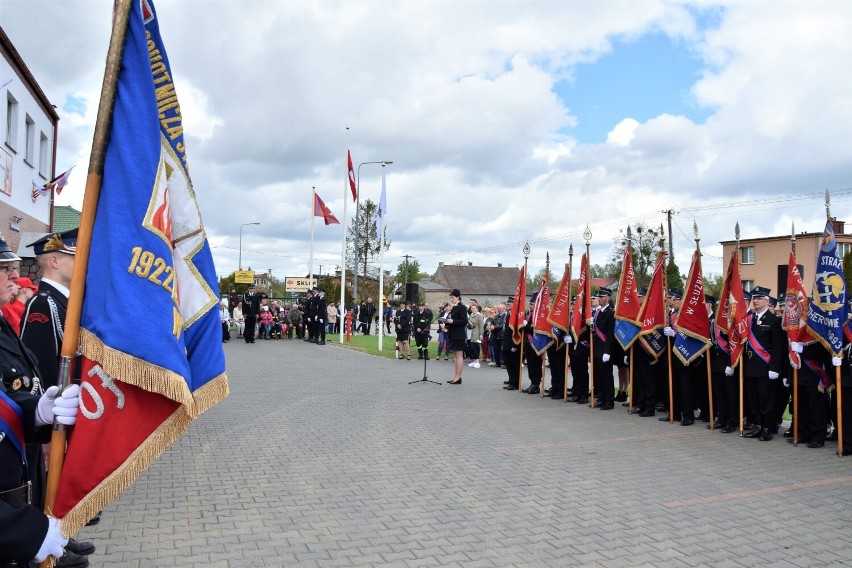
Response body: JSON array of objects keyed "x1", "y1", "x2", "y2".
[{"x1": 448, "y1": 378, "x2": 462, "y2": 384}]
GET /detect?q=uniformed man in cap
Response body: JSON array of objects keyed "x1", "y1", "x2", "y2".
[
  {"x1": 413, "y1": 301, "x2": 433, "y2": 360},
  {"x1": 592, "y1": 287, "x2": 616, "y2": 410},
  {"x1": 742, "y1": 286, "x2": 785, "y2": 441},
  {"x1": 241, "y1": 284, "x2": 261, "y2": 343},
  {"x1": 20, "y1": 229, "x2": 77, "y2": 390},
  {"x1": 0, "y1": 233, "x2": 92, "y2": 567}
]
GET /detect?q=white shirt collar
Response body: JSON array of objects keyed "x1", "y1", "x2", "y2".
[{"x1": 41, "y1": 277, "x2": 70, "y2": 298}]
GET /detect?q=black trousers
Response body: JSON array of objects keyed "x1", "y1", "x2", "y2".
[
  {"x1": 548, "y1": 345, "x2": 567, "y2": 395},
  {"x1": 504, "y1": 348, "x2": 521, "y2": 387},
  {"x1": 244, "y1": 316, "x2": 257, "y2": 343},
  {"x1": 746, "y1": 375, "x2": 776, "y2": 429},
  {"x1": 526, "y1": 345, "x2": 543, "y2": 386},
  {"x1": 414, "y1": 331, "x2": 430, "y2": 356},
  {"x1": 711, "y1": 370, "x2": 739, "y2": 427},
  {"x1": 593, "y1": 357, "x2": 614, "y2": 404},
  {"x1": 796, "y1": 383, "x2": 829, "y2": 443},
  {"x1": 570, "y1": 347, "x2": 589, "y2": 399},
  {"x1": 633, "y1": 346, "x2": 656, "y2": 411}
]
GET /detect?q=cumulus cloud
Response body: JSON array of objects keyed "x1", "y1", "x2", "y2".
[{"x1": 2, "y1": 0, "x2": 851, "y2": 282}]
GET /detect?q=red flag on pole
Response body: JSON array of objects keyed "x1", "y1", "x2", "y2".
[
  {"x1": 717, "y1": 250, "x2": 750, "y2": 367},
  {"x1": 672, "y1": 248, "x2": 711, "y2": 365},
  {"x1": 347, "y1": 150, "x2": 357, "y2": 202},
  {"x1": 508, "y1": 265, "x2": 527, "y2": 345},
  {"x1": 570, "y1": 253, "x2": 591, "y2": 341},
  {"x1": 636, "y1": 251, "x2": 667, "y2": 361},
  {"x1": 546, "y1": 262, "x2": 571, "y2": 332},
  {"x1": 314, "y1": 192, "x2": 340, "y2": 225},
  {"x1": 784, "y1": 252, "x2": 811, "y2": 368}
]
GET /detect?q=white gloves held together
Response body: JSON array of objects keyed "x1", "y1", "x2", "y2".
[
  {"x1": 35, "y1": 384, "x2": 80, "y2": 427},
  {"x1": 663, "y1": 327, "x2": 676, "y2": 337},
  {"x1": 33, "y1": 516, "x2": 68, "y2": 563}
]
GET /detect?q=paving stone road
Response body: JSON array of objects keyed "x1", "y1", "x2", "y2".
[{"x1": 77, "y1": 338, "x2": 852, "y2": 567}]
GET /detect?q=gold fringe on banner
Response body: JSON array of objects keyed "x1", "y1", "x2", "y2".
[
  {"x1": 57, "y1": 375, "x2": 229, "y2": 536},
  {"x1": 80, "y1": 328, "x2": 195, "y2": 410}
]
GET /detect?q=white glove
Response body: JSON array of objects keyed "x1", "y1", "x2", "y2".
[
  {"x1": 768, "y1": 371, "x2": 779, "y2": 380},
  {"x1": 663, "y1": 326, "x2": 676, "y2": 337},
  {"x1": 33, "y1": 516, "x2": 68, "y2": 563},
  {"x1": 783, "y1": 378, "x2": 790, "y2": 388},
  {"x1": 790, "y1": 342, "x2": 804, "y2": 354},
  {"x1": 624, "y1": 356, "x2": 629, "y2": 365},
  {"x1": 52, "y1": 384, "x2": 81, "y2": 426},
  {"x1": 602, "y1": 353, "x2": 610, "y2": 363},
  {"x1": 522, "y1": 320, "x2": 528, "y2": 327},
  {"x1": 833, "y1": 357, "x2": 843, "y2": 367},
  {"x1": 724, "y1": 366, "x2": 734, "y2": 377},
  {"x1": 565, "y1": 335, "x2": 573, "y2": 344},
  {"x1": 319, "y1": 319, "x2": 324, "y2": 323},
  {"x1": 35, "y1": 386, "x2": 60, "y2": 427}
]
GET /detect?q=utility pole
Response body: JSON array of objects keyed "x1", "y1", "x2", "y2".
[
  {"x1": 402, "y1": 254, "x2": 412, "y2": 290},
  {"x1": 661, "y1": 208, "x2": 677, "y2": 259}
]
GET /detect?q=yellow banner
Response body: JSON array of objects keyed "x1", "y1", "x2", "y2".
[{"x1": 234, "y1": 270, "x2": 254, "y2": 284}]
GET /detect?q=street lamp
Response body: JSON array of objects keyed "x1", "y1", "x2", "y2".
[
  {"x1": 239, "y1": 222, "x2": 260, "y2": 270},
  {"x1": 353, "y1": 160, "x2": 392, "y2": 300}
]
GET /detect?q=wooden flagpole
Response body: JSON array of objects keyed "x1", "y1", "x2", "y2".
[
  {"x1": 43, "y1": 0, "x2": 133, "y2": 521},
  {"x1": 625, "y1": 226, "x2": 634, "y2": 415},
  {"x1": 518, "y1": 242, "x2": 530, "y2": 393},
  {"x1": 564, "y1": 245, "x2": 573, "y2": 401},
  {"x1": 40, "y1": 3, "x2": 133, "y2": 565},
  {"x1": 661, "y1": 225, "x2": 674, "y2": 424},
  {"x1": 734, "y1": 223, "x2": 745, "y2": 436},
  {"x1": 695, "y1": 221, "x2": 713, "y2": 430},
  {"x1": 792, "y1": 224, "x2": 799, "y2": 446},
  {"x1": 584, "y1": 226, "x2": 594, "y2": 408},
  {"x1": 542, "y1": 252, "x2": 550, "y2": 398},
  {"x1": 827, "y1": 191, "x2": 845, "y2": 456}
]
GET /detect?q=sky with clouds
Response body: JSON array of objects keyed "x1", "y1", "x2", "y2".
[{"x1": 2, "y1": 0, "x2": 851, "y2": 290}]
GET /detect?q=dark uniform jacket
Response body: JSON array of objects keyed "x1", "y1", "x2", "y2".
[
  {"x1": 20, "y1": 280, "x2": 67, "y2": 389},
  {"x1": 592, "y1": 303, "x2": 615, "y2": 359},
  {"x1": 0, "y1": 381, "x2": 50, "y2": 564},
  {"x1": 396, "y1": 308, "x2": 413, "y2": 335},
  {"x1": 797, "y1": 343, "x2": 832, "y2": 387},
  {"x1": 446, "y1": 303, "x2": 469, "y2": 342},
  {"x1": 242, "y1": 292, "x2": 261, "y2": 317},
  {"x1": 414, "y1": 309, "x2": 433, "y2": 334},
  {"x1": 744, "y1": 309, "x2": 785, "y2": 378}
]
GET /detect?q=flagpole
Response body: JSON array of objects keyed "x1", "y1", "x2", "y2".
[
  {"x1": 339, "y1": 129, "x2": 349, "y2": 344},
  {"x1": 564, "y1": 244, "x2": 573, "y2": 401},
  {"x1": 585, "y1": 225, "x2": 594, "y2": 408},
  {"x1": 694, "y1": 221, "x2": 714, "y2": 430},
  {"x1": 626, "y1": 226, "x2": 635, "y2": 415},
  {"x1": 378, "y1": 165, "x2": 386, "y2": 352},
  {"x1": 792, "y1": 223, "x2": 799, "y2": 446},
  {"x1": 309, "y1": 187, "x2": 315, "y2": 281},
  {"x1": 735, "y1": 222, "x2": 745, "y2": 436},
  {"x1": 541, "y1": 252, "x2": 550, "y2": 398},
  {"x1": 519, "y1": 242, "x2": 530, "y2": 394},
  {"x1": 827, "y1": 191, "x2": 845, "y2": 456},
  {"x1": 662, "y1": 224, "x2": 674, "y2": 424},
  {"x1": 42, "y1": 0, "x2": 133, "y2": 544}
]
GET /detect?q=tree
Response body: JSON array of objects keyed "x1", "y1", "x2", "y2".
[
  {"x1": 394, "y1": 259, "x2": 421, "y2": 290},
  {"x1": 702, "y1": 272, "x2": 723, "y2": 300},
  {"x1": 608, "y1": 223, "x2": 663, "y2": 286},
  {"x1": 666, "y1": 259, "x2": 684, "y2": 292},
  {"x1": 346, "y1": 198, "x2": 390, "y2": 278}
]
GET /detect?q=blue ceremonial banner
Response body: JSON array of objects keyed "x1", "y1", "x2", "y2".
[
  {"x1": 54, "y1": 0, "x2": 229, "y2": 533},
  {"x1": 807, "y1": 219, "x2": 847, "y2": 357},
  {"x1": 673, "y1": 332, "x2": 710, "y2": 365},
  {"x1": 614, "y1": 319, "x2": 641, "y2": 351}
]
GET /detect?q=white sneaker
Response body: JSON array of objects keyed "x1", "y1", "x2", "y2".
[
  {"x1": 472, "y1": 362, "x2": 481, "y2": 368},
  {"x1": 467, "y1": 362, "x2": 475, "y2": 367},
  {"x1": 488, "y1": 362, "x2": 496, "y2": 367}
]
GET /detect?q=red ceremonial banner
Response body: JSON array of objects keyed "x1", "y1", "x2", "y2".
[
  {"x1": 508, "y1": 265, "x2": 527, "y2": 345},
  {"x1": 614, "y1": 248, "x2": 641, "y2": 323},
  {"x1": 716, "y1": 251, "x2": 749, "y2": 367},
  {"x1": 785, "y1": 251, "x2": 810, "y2": 368},
  {"x1": 676, "y1": 248, "x2": 710, "y2": 341},
  {"x1": 547, "y1": 263, "x2": 572, "y2": 332},
  {"x1": 570, "y1": 253, "x2": 591, "y2": 341}
]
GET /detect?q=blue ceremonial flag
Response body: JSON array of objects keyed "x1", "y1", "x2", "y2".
[
  {"x1": 807, "y1": 219, "x2": 847, "y2": 357},
  {"x1": 54, "y1": 0, "x2": 229, "y2": 533}
]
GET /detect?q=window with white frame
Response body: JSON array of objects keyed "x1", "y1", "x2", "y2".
[
  {"x1": 39, "y1": 132, "x2": 49, "y2": 177},
  {"x1": 742, "y1": 280, "x2": 754, "y2": 292},
  {"x1": 24, "y1": 115, "x2": 34, "y2": 164},
  {"x1": 740, "y1": 246, "x2": 755, "y2": 265},
  {"x1": 6, "y1": 93, "x2": 18, "y2": 149},
  {"x1": 837, "y1": 242, "x2": 851, "y2": 259}
]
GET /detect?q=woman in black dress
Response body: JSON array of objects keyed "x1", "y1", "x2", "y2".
[{"x1": 444, "y1": 289, "x2": 468, "y2": 384}]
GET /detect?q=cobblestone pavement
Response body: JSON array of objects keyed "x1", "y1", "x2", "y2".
[{"x1": 78, "y1": 338, "x2": 852, "y2": 567}]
